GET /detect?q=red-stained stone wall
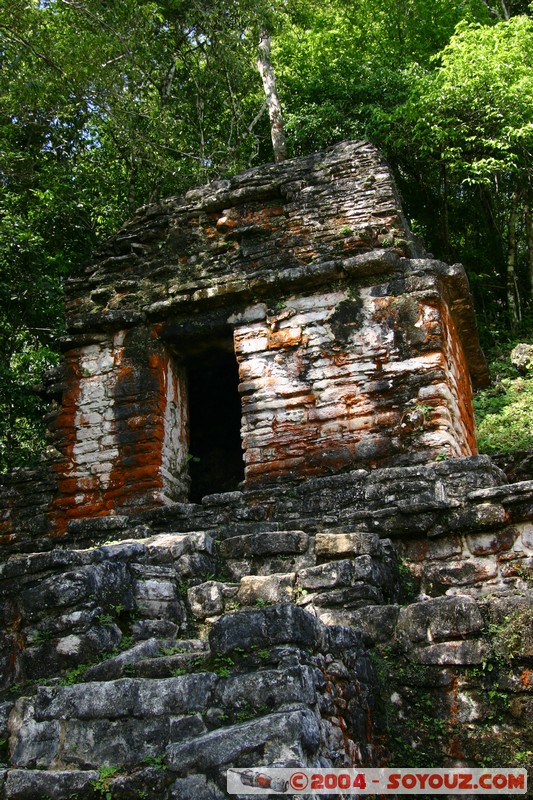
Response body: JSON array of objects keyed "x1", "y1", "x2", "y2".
[
  {"x1": 48, "y1": 327, "x2": 190, "y2": 533},
  {"x1": 0, "y1": 141, "x2": 489, "y2": 539},
  {"x1": 234, "y1": 271, "x2": 479, "y2": 486}
]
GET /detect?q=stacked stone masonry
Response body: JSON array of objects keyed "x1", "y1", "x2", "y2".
[
  {"x1": 0, "y1": 140, "x2": 490, "y2": 542},
  {"x1": 1, "y1": 458, "x2": 532, "y2": 797},
  {"x1": 0, "y1": 143, "x2": 531, "y2": 798}
]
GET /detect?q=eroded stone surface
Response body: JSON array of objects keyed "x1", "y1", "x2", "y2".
[{"x1": 0, "y1": 141, "x2": 490, "y2": 545}]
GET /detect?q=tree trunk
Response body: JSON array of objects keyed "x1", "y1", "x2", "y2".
[
  {"x1": 525, "y1": 202, "x2": 533, "y2": 301},
  {"x1": 440, "y1": 160, "x2": 450, "y2": 261},
  {"x1": 256, "y1": 30, "x2": 287, "y2": 164},
  {"x1": 499, "y1": 0, "x2": 511, "y2": 20},
  {"x1": 507, "y1": 191, "x2": 521, "y2": 325}
]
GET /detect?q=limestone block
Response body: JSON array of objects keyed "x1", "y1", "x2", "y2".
[
  {"x1": 398, "y1": 536, "x2": 463, "y2": 563},
  {"x1": 99, "y1": 540, "x2": 146, "y2": 560},
  {"x1": 145, "y1": 531, "x2": 215, "y2": 560},
  {"x1": 19, "y1": 561, "x2": 132, "y2": 619},
  {"x1": 58, "y1": 717, "x2": 173, "y2": 768},
  {"x1": 520, "y1": 523, "x2": 533, "y2": 550},
  {"x1": 188, "y1": 581, "x2": 237, "y2": 620},
  {"x1": 166, "y1": 707, "x2": 321, "y2": 772},
  {"x1": 237, "y1": 573, "x2": 295, "y2": 606},
  {"x1": 209, "y1": 604, "x2": 324, "y2": 656},
  {"x1": 175, "y1": 552, "x2": 215, "y2": 579},
  {"x1": 219, "y1": 530, "x2": 308, "y2": 559},
  {"x1": 133, "y1": 565, "x2": 182, "y2": 620},
  {"x1": 131, "y1": 619, "x2": 179, "y2": 640},
  {"x1": 65, "y1": 515, "x2": 129, "y2": 537},
  {"x1": 170, "y1": 775, "x2": 226, "y2": 800},
  {"x1": 8, "y1": 699, "x2": 60, "y2": 769},
  {"x1": 323, "y1": 605, "x2": 400, "y2": 645},
  {"x1": 222, "y1": 558, "x2": 254, "y2": 582},
  {"x1": 34, "y1": 674, "x2": 216, "y2": 721},
  {"x1": 466, "y1": 528, "x2": 517, "y2": 556},
  {"x1": 4, "y1": 769, "x2": 99, "y2": 800},
  {"x1": 511, "y1": 342, "x2": 533, "y2": 371},
  {"x1": 299, "y1": 559, "x2": 355, "y2": 590},
  {"x1": 20, "y1": 624, "x2": 122, "y2": 683},
  {"x1": 314, "y1": 531, "x2": 380, "y2": 557},
  {"x1": 409, "y1": 639, "x2": 490, "y2": 665},
  {"x1": 169, "y1": 713, "x2": 207, "y2": 741},
  {"x1": 301, "y1": 583, "x2": 384, "y2": 610},
  {"x1": 425, "y1": 558, "x2": 498, "y2": 587},
  {"x1": 134, "y1": 578, "x2": 176, "y2": 602},
  {"x1": 442, "y1": 503, "x2": 508, "y2": 534},
  {"x1": 82, "y1": 637, "x2": 179, "y2": 681},
  {"x1": 0, "y1": 701, "x2": 13, "y2": 740},
  {"x1": 397, "y1": 596, "x2": 484, "y2": 645},
  {"x1": 214, "y1": 665, "x2": 316, "y2": 710}
]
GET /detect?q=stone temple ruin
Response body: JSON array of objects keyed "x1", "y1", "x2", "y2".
[{"x1": 0, "y1": 142, "x2": 531, "y2": 799}]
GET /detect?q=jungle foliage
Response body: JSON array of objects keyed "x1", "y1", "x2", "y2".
[{"x1": 1, "y1": 0, "x2": 533, "y2": 468}]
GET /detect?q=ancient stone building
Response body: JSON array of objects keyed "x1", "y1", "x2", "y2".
[
  {"x1": 32, "y1": 140, "x2": 488, "y2": 535},
  {"x1": 0, "y1": 142, "x2": 531, "y2": 800}
]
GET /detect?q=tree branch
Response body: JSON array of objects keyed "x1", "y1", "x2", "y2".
[
  {"x1": 0, "y1": 24, "x2": 64, "y2": 76},
  {"x1": 256, "y1": 30, "x2": 287, "y2": 163}
]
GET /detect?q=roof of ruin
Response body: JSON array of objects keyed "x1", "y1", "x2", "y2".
[{"x1": 64, "y1": 140, "x2": 488, "y2": 386}]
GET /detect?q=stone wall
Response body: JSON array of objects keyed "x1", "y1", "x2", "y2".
[
  {"x1": 4, "y1": 140, "x2": 486, "y2": 540},
  {"x1": 46, "y1": 329, "x2": 191, "y2": 534},
  {"x1": 0, "y1": 457, "x2": 531, "y2": 798},
  {"x1": 235, "y1": 261, "x2": 480, "y2": 486},
  {"x1": 0, "y1": 467, "x2": 56, "y2": 551}
]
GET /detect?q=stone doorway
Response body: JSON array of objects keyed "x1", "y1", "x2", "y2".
[{"x1": 185, "y1": 341, "x2": 244, "y2": 503}]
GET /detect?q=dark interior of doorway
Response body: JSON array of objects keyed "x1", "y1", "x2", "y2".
[{"x1": 186, "y1": 344, "x2": 244, "y2": 503}]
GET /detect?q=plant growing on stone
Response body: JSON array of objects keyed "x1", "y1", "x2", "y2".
[
  {"x1": 212, "y1": 655, "x2": 235, "y2": 677},
  {"x1": 475, "y1": 372, "x2": 533, "y2": 453},
  {"x1": 514, "y1": 750, "x2": 533, "y2": 768},
  {"x1": 142, "y1": 754, "x2": 166, "y2": 770},
  {"x1": 293, "y1": 584, "x2": 308, "y2": 602},
  {"x1": 97, "y1": 612, "x2": 114, "y2": 626},
  {"x1": 217, "y1": 667, "x2": 231, "y2": 678},
  {"x1": 397, "y1": 560, "x2": 418, "y2": 604},
  {"x1": 91, "y1": 766, "x2": 119, "y2": 799},
  {"x1": 486, "y1": 609, "x2": 532, "y2": 664},
  {"x1": 236, "y1": 705, "x2": 256, "y2": 723},
  {"x1": 32, "y1": 629, "x2": 55, "y2": 644},
  {"x1": 59, "y1": 663, "x2": 91, "y2": 686}
]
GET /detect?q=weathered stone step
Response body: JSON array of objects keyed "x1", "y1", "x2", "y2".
[
  {"x1": 165, "y1": 706, "x2": 320, "y2": 773},
  {"x1": 186, "y1": 529, "x2": 399, "y2": 622},
  {"x1": 7, "y1": 605, "x2": 361, "y2": 776},
  {"x1": 3, "y1": 769, "x2": 101, "y2": 800},
  {"x1": 81, "y1": 637, "x2": 210, "y2": 681},
  {"x1": 132, "y1": 651, "x2": 209, "y2": 679}
]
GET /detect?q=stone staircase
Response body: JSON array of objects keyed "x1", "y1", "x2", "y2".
[
  {"x1": 188, "y1": 527, "x2": 398, "y2": 624},
  {"x1": 0, "y1": 520, "x2": 389, "y2": 799},
  {"x1": 1, "y1": 465, "x2": 532, "y2": 798}
]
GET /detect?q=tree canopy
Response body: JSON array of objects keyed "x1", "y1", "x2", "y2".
[{"x1": 1, "y1": 0, "x2": 533, "y2": 469}]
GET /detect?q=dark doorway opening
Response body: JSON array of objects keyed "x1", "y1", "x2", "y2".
[{"x1": 186, "y1": 344, "x2": 244, "y2": 503}]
